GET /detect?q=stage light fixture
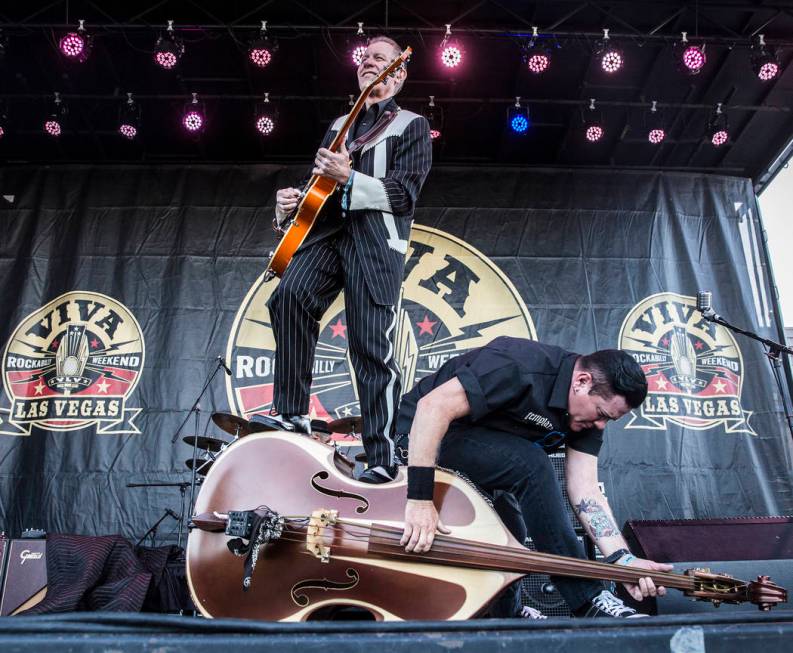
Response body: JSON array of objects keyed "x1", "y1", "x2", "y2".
[
  {"x1": 118, "y1": 93, "x2": 140, "y2": 140},
  {"x1": 751, "y1": 34, "x2": 780, "y2": 82},
  {"x1": 154, "y1": 20, "x2": 184, "y2": 69},
  {"x1": 646, "y1": 100, "x2": 666, "y2": 145},
  {"x1": 524, "y1": 27, "x2": 551, "y2": 74},
  {"x1": 44, "y1": 92, "x2": 66, "y2": 137},
  {"x1": 255, "y1": 93, "x2": 277, "y2": 135},
  {"x1": 350, "y1": 23, "x2": 368, "y2": 66},
  {"x1": 583, "y1": 98, "x2": 604, "y2": 142},
  {"x1": 596, "y1": 29, "x2": 623, "y2": 74},
  {"x1": 440, "y1": 24, "x2": 463, "y2": 69},
  {"x1": 182, "y1": 93, "x2": 205, "y2": 133},
  {"x1": 423, "y1": 96, "x2": 443, "y2": 140},
  {"x1": 675, "y1": 32, "x2": 706, "y2": 75},
  {"x1": 508, "y1": 97, "x2": 530, "y2": 135},
  {"x1": 708, "y1": 103, "x2": 729, "y2": 147},
  {"x1": 249, "y1": 21, "x2": 277, "y2": 68},
  {"x1": 59, "y1": 19, "x2": 92, "y2": 63}
]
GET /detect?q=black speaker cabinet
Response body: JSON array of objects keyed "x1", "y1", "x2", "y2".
[{"x1": 0, "y1": 539, "x2": 48, "y2": 615}]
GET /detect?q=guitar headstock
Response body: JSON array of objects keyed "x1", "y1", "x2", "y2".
[
  {"x1": 686, "y1": 568, "x2": 788, "y2": 610},
  {"x1": 364, "y1": 47, "x2": 413, "y2": 92}
]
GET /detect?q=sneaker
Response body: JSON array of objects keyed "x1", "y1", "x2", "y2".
[
  {"x1": 357, "y1": 465, "x2": 397, "y2": 484},
  {"x1": 573, "y1": 590, "x2": 649, "y2": 618}
]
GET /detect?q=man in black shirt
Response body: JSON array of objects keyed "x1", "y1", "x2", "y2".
[
  {"x1": 396, "y1": 336, "x2": 673, "y2": 618},
  {"x1": 259, "y1": 36, "x2": 432, "y2": 483}
]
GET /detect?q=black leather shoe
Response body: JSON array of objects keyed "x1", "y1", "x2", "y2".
[{"x1": 357, "y1": 465, "x2": 397, "y2": 484}]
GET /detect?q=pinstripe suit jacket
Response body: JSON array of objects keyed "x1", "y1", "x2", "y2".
[{"x1": 303, "y1": 101, "x2": 433, "y2": 306}]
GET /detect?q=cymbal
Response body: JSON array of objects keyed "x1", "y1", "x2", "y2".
[
  {"x1": 211, "y1": 412, "x2": 253, "y2": 438},
  {"x1": 327, "y1": 416, "x2": 363, "y2": 434},
  {"x1": 182, "y1": 435, "x2": 228, "y2": 453},
  {"x1": 185, "y1": 458, "x2": 214, "y2": 475}
]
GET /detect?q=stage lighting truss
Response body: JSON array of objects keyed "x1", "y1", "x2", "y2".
[
  {"x1": 423, "y1": 96, "x2": 443, "y2": 141},
  {"x1": 118, "y1": 93, "x2": 140, "y2": 140},
  {"x1": 583, "y1": 98, "x2": 604, "y2": 142},
  {"x1": 646, "y1": 100, "x2": 666, "y2": 145},
  {"x1": 675, "y1": 31, "x2": 706, "y2": 75},
  {"x1": 751, "y1": 34, "x2": 780, "y2": 82},
  {"x1": 595, "y1": 29, "x2": 623, "y2": 74},
  {"x1": 350, "y1": 22, "x2": 367, "y2": 67},
  {"x1": 248, "y1": 21, "x2": 278, "y2": 69},
  {"x1": 508, "y1": 97, "x2": 530, "y2": 135},
  {"x1": 255, "y1": 93, "x2": 277, "y2": 136},
  {"x1": 523, "y1": 26, "x2": 552, "y2": 74},
  {"x1": 154, "y1": 20, "x2": 185, "y2": 70},
  {"x1": 59, "y1": 19, "x2": 93, "y2": 63},
  {"x1": 182, "y1": 93, "x2": 205, "y2": 134},
  {"x1": 707, "y1": 103, "x2": 729, "y2": 147},
  {"x1": 440, "y1": 24, "x2": 464, "y2": 69},
  {"x1": 44, "y1": 92, "x2": 67, "y2": 137}
]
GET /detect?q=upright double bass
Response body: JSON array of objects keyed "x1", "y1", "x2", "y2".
[{"x1": 186, "y1": 432, "x2": 786, "y2": 621}]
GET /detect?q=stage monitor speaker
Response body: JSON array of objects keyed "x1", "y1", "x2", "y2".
[
  {"x1": 0, "y1": 539, "x2": 48, "y2": 615},
  {"x1": 623, "y1": 516, "x2": 793, "y2": 562},
  {"x1": 616, "y1": 558, "x2": 793, "y2": 616}
]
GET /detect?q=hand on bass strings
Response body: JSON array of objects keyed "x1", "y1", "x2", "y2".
[
  {"x1": 620, "y1": 556, "x2": 674, "y2": 601},
  {"x1": 312, "y1": 141, "x2": 352, "y2": 185},
  {"x1": 401, "y1": 499, "x2": 451, "y2": 553}
]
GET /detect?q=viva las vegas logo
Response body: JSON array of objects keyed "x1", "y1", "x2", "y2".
[
  {"x1": 226, "y1": 225, "x2": 537, "y2": 429},
  {"x1": 619, "y1": 292, "x2": 754, "y2": 434},
  {"x1": 1, "y1": 292, "x2": 144, "y2": 435}
]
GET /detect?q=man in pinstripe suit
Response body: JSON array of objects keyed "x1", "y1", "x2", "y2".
[{"x1": 259, "y1": 36, "x2": 432, "y2": 483}]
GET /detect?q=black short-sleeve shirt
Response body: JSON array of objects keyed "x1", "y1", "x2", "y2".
[{"x1": 395, "y1": 337, "x2": 603, "y2": 456}]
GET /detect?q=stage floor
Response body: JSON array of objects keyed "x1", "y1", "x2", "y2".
[{"x1": 1, "y1": 610, "x2": 793, "y2": 653}]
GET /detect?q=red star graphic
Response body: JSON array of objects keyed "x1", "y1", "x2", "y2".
[
  {"x1": 329, "y1": 318, "x2": 347, "y2": 339},
  {"x1": 661, "y1": 337, "x2": 669, "y2": 347},
  {"x1": 694, "y1": 340, "x2": 704, "y2": 350},
  {"x1": 90, "y1": 338, "x2": 100, "y2": 349},
  {"x1": 416, "y1": 314, "x2": 437, "y2": 336},
  {"x1": 50, "y1": 339, "x2": 60, "y2": 350}
]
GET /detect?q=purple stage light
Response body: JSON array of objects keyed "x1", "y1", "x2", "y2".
[
  {"x1": 682, "y1": 45, "x2": 706, "y2": 72},
  {"x1": 441, "y1": 45, "x2": 462, "y2": 68},
  {"x1": 527, "y1": 53, "x2": 550, "y2": 74},
  {"x1": 711, "y1": 129, "x2": 728, "y2": 146},
  {"x1": 60, "y1": 32, "x2": 85, "y2": 58},
  {"x1": 757, "y1": 61, "x2": 779, "y2": 81},
  {"x1": 183, "y1": 110, "x2": 204, "y2": 132},
  {"x1": 250, "y1": 47, "x2": 272, "y2": 68},
  {"x1": 752, "y1": 37, "x2": 780, "y2": 82},
  {"x1": 429, "y1": 129, "x2": 441, "y2": 140},
  {"x1": 648, "y1": 128, "x2": 665, "y2": 144},
  {"x1": 119, "y1": 123, "x2": 137, "y2": 139},
  {"x1": 586, "y1": 125, "x2": 603, "y2": 142},
  {"x1": 155, "y1": 50, "x2": 178, "y2": 69},
  {"x1": 0, "y1": 126, "x2": 4, "y2": 138},
  {"x1": 256, "y1": 115, "x2": 275, "y2": 135},
  {"x1": 352, "y1": 44, "x2": 367, "y2": 66},
  {"x1": 601, "y1": 49, "x2": 623, "y2": 73},
  {"x1": 44, "y1": 120, "x2": 61, "y2": 136}
]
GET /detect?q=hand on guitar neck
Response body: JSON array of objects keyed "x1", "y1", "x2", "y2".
[{"x1": 312, "y1": 140, "x2": 352, "y2": 185}]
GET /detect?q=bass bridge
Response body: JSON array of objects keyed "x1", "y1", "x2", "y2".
[{"x1": 306, "y1": 509, "x2": 338, "y2": 563}]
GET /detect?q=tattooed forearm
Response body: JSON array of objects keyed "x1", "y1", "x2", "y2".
[{"x1": 575, "y1": 498, "x2": 618, "y2": 538}]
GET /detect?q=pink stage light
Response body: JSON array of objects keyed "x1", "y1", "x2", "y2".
[
  {"x1": 601, "y1": 50, "x2": 623, "y2": 73},
  {"x1": 119, "y1": 123, "x2": 137, "y2": 139},
  {"x1": 256, "y1": 115, "x2": 275, "y2": 135},
  {"x1": 155, "y1": 50, "x2": 178, "y2": 69},
  {"x1": 586, "y1": 125, "x2": 603, "y2": 142},
  {"x1": 648, "y1": 128, "x2": 665, "y2": 144},
  {"x1": 44, "y1": 120, "x2": 61, "y2": 136},
  {"x1": 250, "y1": 47, "x2": 272, "y2": 68},
  {"x1": 711, "y1": 129, "x2": 728, "y2": 146},
  {"x1": 527, "y1": 53, "x2": 550, "y2": 74},
  {"x1": 0, "y1": 126, "x2": 4, "y2": 138},
  {"x1": 60, "y1": 32, "x2": 85, "y2": 58},
  {"x1": 352, "y1": 44, "x2": 367, "y2": 66},
  {"x1": 441, "y1": 45, "x2": 462, "y2": 68},
  {"x1": 183, "y1": 110, "x2": 204, "y2": 132},
  {"x1": 682, "y1": 45, "x2": 706, "y2": 72},
  {"x1": 757, "y1": 61, "x2": 779, "y2": 81},
  {"x1": 429, "y1": 129, "x2": 441, "y2": 140}
]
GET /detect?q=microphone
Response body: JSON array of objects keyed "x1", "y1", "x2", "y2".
[
  {"x1": 217, "y1": 356, "x2": 232, "y2": 376},
  {"x1": 696, "y1": 290, "x2": 718, "y2": 320}
]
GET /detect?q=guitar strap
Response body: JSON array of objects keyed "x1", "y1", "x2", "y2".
[{"x1": 347, "y1": 109, "x2": 400, "y2": 155}]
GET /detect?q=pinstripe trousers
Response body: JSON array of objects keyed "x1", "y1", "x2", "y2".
[{"x1": 267, "y1": 230, "x2": 402, "y2": 468}]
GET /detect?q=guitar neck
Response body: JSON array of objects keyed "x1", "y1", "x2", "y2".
[{"x1": 367, "y1": 524, "x2": 694, "y2": 591}]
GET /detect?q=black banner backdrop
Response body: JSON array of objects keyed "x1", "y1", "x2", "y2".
[{"x1": 1, "y1": 164, "x2": 792, "y2": 542}]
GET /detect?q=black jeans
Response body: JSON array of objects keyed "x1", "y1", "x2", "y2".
[{"x1": 428, "y1": 428, "x2": 604, "y2": 615}]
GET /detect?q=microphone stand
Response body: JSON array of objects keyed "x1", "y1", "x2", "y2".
[
  {"x1": 170, "y1": 357, "x2": 227, "y2": 547},
  {"x1": 699, "y1": 309, "x2": 793, "y2": 440}
]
